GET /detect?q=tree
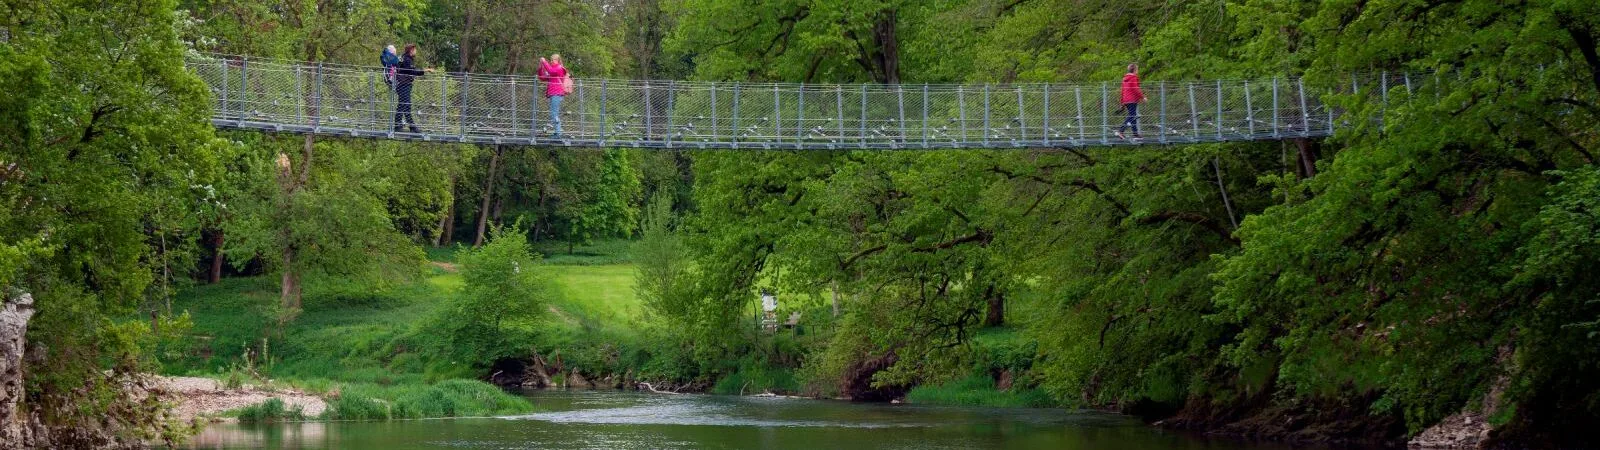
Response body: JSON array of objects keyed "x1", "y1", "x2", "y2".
[
  {"x1": 1, "y1": 0, "x2": 221, "y2": 444},
  {"x1": 184, "y1": 0, "x2": 425, "y2": 312},
  {"x1": 436, "y1": 225, "x2": 557, "y2": 364}
]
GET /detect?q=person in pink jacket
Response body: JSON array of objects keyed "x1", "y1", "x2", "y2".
[
  {"x1": 537, "y1": 54, "x2": 570, "y2": 137},
  {"x1": 1115, "y1": 63, "x2": 1146, "y2": 139}
]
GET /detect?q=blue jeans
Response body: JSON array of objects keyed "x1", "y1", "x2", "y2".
[
  {"x1": 1118, "y1": 102, "x2": 1139, "y2": 135},
  {"x1": 549, "y1": 95, "x2": 564, "y2": 136}
]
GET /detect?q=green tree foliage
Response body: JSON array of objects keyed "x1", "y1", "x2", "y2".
[
  {"x1": 429, "y1": 225, "x2": 557, "y2": 364},
  {"x1": 1, "y1": 0, "x2": 219, "y2": 444},
  {"x1": 1211, "y1": 0, "x2": 1600, "y2": 433},
  {"x1": 634, "y1": 193, "x2": 693, "y2": 321},
  {"x1": 219, "y1": 136, "x2": 425, "y2": 320}
]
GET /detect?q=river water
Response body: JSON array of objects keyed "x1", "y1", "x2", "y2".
[{"x1": 189, "y1": 390, "x2": 1308, "y2": 449}]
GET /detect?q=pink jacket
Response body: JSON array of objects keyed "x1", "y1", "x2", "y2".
[{"x1": 538, "y1": 60, "x2": 569, "y2": 97}]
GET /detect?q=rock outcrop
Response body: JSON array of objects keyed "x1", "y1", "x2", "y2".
[{"x1": 1, "y1": 290, "x2": 37, "y2": 449}]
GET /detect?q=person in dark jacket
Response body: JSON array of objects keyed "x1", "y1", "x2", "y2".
[
  {"x1": 393, "y1": 44, "x2": 433, "y2": 133},
  {"x1": 1115, "y1": 63, "x2": 1146, "y2": 139}
]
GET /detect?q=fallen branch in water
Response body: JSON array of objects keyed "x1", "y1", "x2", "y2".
[{"x1": 637, "y1": 382, "x2": 681, "y2": 394}]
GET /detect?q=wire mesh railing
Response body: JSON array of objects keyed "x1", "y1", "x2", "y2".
[{"x1": 189, "y1": 53, "x2": 1418, "y2": 149}]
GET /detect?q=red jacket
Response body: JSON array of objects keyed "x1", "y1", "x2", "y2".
[
  {"x1": 1120, "y1": 73, "x2": 1145, "y2": 104},
  {"x1": 538, "y1": 61, "x2": 568, "y2": 97}
]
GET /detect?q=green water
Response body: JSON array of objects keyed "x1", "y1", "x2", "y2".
[{"x1": 188, "y1": 390, "x2": 1309, "y2": 449}]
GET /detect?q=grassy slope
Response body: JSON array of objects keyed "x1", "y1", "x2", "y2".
[{"x1": 166, "y1": 240, "x2": 643, "y2": 419}]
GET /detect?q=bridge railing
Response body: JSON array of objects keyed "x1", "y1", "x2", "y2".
[{"x1": 189, "y1": 53, "x2": 1430, "y2": 149}]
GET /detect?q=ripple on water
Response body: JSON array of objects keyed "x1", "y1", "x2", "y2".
[{"x1": 502, "y1": 399, "x2": 938, "y2": 429}]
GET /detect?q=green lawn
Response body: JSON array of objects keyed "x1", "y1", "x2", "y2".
[{"x1": 167, "y1": 241, "x2": 643, "y2": 388}]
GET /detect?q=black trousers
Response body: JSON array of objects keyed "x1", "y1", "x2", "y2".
[{"x1": 393, "y1": 83, "x2": 416, "y2": 129}]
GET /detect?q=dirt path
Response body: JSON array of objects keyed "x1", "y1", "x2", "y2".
[{"x1": 151, "y1": 376, "x2": 326, "y2": 421}]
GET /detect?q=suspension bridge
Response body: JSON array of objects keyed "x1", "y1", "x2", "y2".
[{"x1": 188, "y1": 53, "x2": 1414, "y2": 150}]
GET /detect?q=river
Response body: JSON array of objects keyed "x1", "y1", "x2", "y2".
[{"x1": 188, "y1": 390, "x2": 1311, "y2": 449}]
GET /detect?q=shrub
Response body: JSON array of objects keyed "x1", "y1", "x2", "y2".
[{"x1": 234, "y1": 398, "x2": 306, "y2": 423}]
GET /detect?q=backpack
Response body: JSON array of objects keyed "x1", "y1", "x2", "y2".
[
  {"x1": 380, "y1": 50, "x2": 400, "y2": 87},
  {"x1": 560, "y1": 76, "x2": 574, "y2": 96}
]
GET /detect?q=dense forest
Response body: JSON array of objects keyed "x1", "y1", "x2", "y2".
[{"x1": 3, "y1": 0, "x2": 1599, "y2": 448}]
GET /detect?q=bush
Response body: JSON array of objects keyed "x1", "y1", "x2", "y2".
[
  {"x1": 421, "y1": 224, "x2": 558, "y2": 366},
  {"x1": 234, "y1": 398, "x2": 306, "y2": 423},
  {"x1": 328, "y1": 379, "x2": 534, "y2": 420},
  {"x1": 326, "y1": 393, "x2": 389, "y2": 420}
]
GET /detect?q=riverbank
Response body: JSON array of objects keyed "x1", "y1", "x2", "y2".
[{"x1": 152, "y1": 376, "x2": 326, "y2": 422}]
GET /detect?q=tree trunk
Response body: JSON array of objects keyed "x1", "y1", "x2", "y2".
[
  {"x1": 209, "y1": 230, "x2": 225, "y2": 283},
  {"x1": 473, "y1": 146, "x2": 501, "y2": 247},
  {"x1": 0, "y1": 290, "x2": 36, "y2": 448},
  {"x1": 984, "y1": 288, "x2": 1005, "y2": 327},
  {"x1": 280, "y1": 246, "x2": 301, "y2": 318},
  {"x1": 435, "y1": 177, "x2": 455, "y2": 246},
  {"x1": 830, "y1": 281, "x2": 842, "y2": 317},
  {"x1": 439, "y1": 177, "x2": 457, "y2": 246},
  {"x1": 1294, "y1": 138, "x2": 1317, "y2": 178},
  {"x1": 874, "y1": 9, "x2": 901, "y2": 84},
  {"x1": 275, "y1": 132, "x2": 313, "y2": 318}
]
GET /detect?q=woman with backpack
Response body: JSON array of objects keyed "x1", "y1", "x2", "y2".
[
  {"x1": 393, "y1": 44, "x2": 434, "y2": 133},
  {"x1": 537, "y1": 54, "x2": 571, "y2": 137}
]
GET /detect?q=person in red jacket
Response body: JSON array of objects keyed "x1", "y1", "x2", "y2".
[
  {"x1": 1115, "y1": 63, "x2": 1146, "y2": 139},
  {"x1": 537, "y1": 54, "x2": 570, "y2": 137}
]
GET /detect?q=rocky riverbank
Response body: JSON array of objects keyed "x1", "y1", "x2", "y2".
[{"x1": 149, "y1": 376, "x2": 326, "y2": 422}]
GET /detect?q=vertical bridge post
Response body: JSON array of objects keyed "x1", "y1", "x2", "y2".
[
  {"x1": 1158, "y1": 80, "x2": 1167, "y2": 144},
  {"x1": 835, "y1": 86, "x2": 844, "y2": 146},
  {"x1": 896, "y1": 85, "x2": 906, "y2": 148},
  {"x1": 1272, "y1": 78, "x2": 1280, "y2": 138},
  {"x1": 1216, "y1": 80, "x2": 1223, "y2": 141},
  {"x1": 312, "y1": 62, "x2": 323, "y2": 132},
  {"x1": 1100, "y1": 82, "x2": 1108, "y2": 144},
  {"x1": 797, "y1": 83, "x2": 805, "y2": 144},
  {"x1": 459, "y1": 73, "x2": 468, "y2": 140},
  {"x1": 957, "y1": 86, "x2": 967, "y2": 145},
  {"x1": 1188, "y1": 82, "x2": 1198, "y2": 141},
  {"x1": 1297, "y1": 77, "x2": 1310, "y2": 137},
  {"x1": 666, "y1": 81, "x2": 677, "y2": 148},
  {"x1": 1043, "y1": 85, "x2": 1052, "y2": 145},
  {"x1": 238, "y1": 58, "x2": 248, "y2": 127},
  {"x1": 982, "y1": 84, "x2": 991, "y2": 147},
  {"x1": 922, "y1": 85, "x2": 929, "y2": 148}
]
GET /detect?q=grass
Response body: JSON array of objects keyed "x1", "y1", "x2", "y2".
[
  {"x1": 232, "y1": 398, "x2": 305, "y2": 423},
  {"x1": 533, "y1": 239, "x2": 634, "y2": 266},
  {"x1": 904, "y1": 374, "x2": 1055, "y2": 408},
  {"x1": 324, "y1": 379, "x2": 535, "y2": 420}
]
